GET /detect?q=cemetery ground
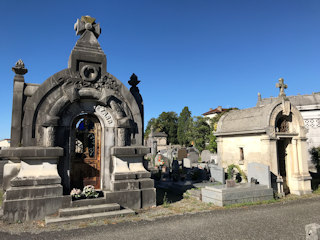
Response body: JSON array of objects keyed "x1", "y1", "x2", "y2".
[{"x1": 0, "y1": 187, "x2": 320, "y2": 237}]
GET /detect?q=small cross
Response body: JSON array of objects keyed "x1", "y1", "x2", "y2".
[{"x1": 276, "y1": 78, "x2": 287, "y2": 97}]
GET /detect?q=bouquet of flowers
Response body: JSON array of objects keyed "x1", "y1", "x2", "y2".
[
  {"x1": 82, "y1": 185, "x2": 99, "y2": 198},
  {"x1": 158, "y1": 155, "x2": 164, "y2": 166},
  {"x1": 70, "y1": 188, "x2": 82, "y2": 199}
]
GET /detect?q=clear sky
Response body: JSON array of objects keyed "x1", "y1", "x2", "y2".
[{"x1": 0, "y1": 0, "x2": 319, "y2": 139}]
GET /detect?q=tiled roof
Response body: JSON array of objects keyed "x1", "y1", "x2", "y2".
[{"x1": 202, "y1": 107, "x2": 227, "y2": 116}]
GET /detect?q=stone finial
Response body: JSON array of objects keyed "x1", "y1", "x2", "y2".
[
  {"x1": 74, "y1": 15, "x2": 101, "y2": 38},
  {"x1": 128, "y1": 73, "x2": 140, "y2": 88},
  {"x1": 276, "y1": 78, "x2": 287, "y2": 97},
  {"x1": 258, "y1": 92, "x2": 262, "y2": 101},
  {"x1": 12, "y1": 59, "x2": 28, "y2": 75}
]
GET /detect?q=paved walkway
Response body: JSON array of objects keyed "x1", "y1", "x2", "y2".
[{"x1": 1, "y1": 197, "x2": 319, "y2": 240}]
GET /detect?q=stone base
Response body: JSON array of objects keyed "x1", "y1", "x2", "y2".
[
  {"x1": 2, "y1": 177, "x2": 63, "y2": 223},
  {"x1": 3, "y1": 195, "x2": 64, "y2": 223},
  {"x1": 289, "y1": 175, "x2": 312, "y2": 195},
  {"x1": 201, "y1": 183, "x2": 274, "y2": 206},
  {"x1": 107, "y1": 171, "x2": 156, "y2": 209}
]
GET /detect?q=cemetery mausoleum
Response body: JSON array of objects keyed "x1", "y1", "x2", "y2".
[
  {"x1": 1, "y1": 16, "x2": 156, "y2": 222},
  {"x1": 215, "y1": 79, "x2": 312, "y2": 196}
]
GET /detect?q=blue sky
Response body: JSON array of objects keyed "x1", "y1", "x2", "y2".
[{"x1": 1, "y1": 0, "x2": 319, "y2": 139}]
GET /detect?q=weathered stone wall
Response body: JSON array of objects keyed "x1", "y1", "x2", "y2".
[{"x1": 218, "y1": 134, "x2": 265, "y2": 169}]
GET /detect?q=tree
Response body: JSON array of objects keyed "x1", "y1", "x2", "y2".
[
  {"x1": 177, "y1": 106, "x2": 192, "y2": 146},
  {"x1": 144, "y1": 118, "x2": 157, "y2": 139},
  {"x1": 205, "y1": 107, "x2": 239, "y2": 153},
  {"x1": 157, "y1": 111, "x2": 178, "y2": 144},
  {"x1": 191, "y1": 116, "x2": 211, "y2": 152},
  {"x1": 144, "y1": 112, "x2": 179, "y2": 144},
  {"x1": 309, "y1": 146, "x2": 320, "y2": 173}
]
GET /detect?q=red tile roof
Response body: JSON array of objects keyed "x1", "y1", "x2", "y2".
[{"x1": 202, "y1": 106, "x2": 228, "y2": 116}]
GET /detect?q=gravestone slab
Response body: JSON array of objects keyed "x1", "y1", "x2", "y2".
[
  {"x1": 197, "y1": 163, "x2": 208, "y2": 170},
  {"x1": 201, "y1": 150, "x2": 212, "y2": 163},
  {"x1": 247, "y1": 162, "x2": 271, "y2": 188},
  {"x1": 177, "y1": 148, "x2": 187, "y2": 161},
  {"x1": 201, "y1": 183, "x2": 274, "y2": 206},
  {"x1": 183, "y1": 158, "x2": 191, "y2": 168},
  {"x1": 209, "y1": 164, "x2": 225, "y2": 184},
  {"x1": 187, "y1": 152, "x2": 199, "y2": 163}
]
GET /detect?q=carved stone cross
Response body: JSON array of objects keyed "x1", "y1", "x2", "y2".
[{"x1": 276, "y1": 78, "x2": 287, "y2": 97}]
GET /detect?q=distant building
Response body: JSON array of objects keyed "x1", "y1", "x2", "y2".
[
  {"x1": 215, "y1": 79, "x2": 315, "y2": 196},
  {"x1": 145, "y1": 127, "x2": 168, "y2": 154},
  {"x1": 202, "y1": 106, "x2": 228, "y2": 119},
  {"x1": 0, "y1": 139, "x2": 10, "y2": 150}
]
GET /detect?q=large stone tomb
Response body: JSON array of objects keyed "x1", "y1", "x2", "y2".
[
  {"x1": 0, "y1": 16, "x2": 156, "y2": 223},
  {"x1": 201, "y1": 183, "x2": 273, "y2": 206}
]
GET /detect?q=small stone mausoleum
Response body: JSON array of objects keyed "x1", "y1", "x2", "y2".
[
  {"x1": 1, "y1": 16, "x2": 156, "y2": 222},
  {"x1": 215, "y1": 79, "x2": 312, "y2": 196}
]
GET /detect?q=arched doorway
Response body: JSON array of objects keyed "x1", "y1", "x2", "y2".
[{"x1": 70, "y1": 114, "x2": 102, "y2": 190}]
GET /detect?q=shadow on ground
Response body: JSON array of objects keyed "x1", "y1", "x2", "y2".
[{"x1": 156, "y1": 188, "x2": 183, "y2": 205}]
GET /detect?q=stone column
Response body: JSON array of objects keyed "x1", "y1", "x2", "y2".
[
  {"x1": 118, "y1": 128, "x2": 126, "y2": 146},
  {"x1": 215, "y1": 137, "x2": 223, "y2": 166},
  {"x1": 10, "y1": 60, "x2": 28, "y2": 147},
  {"x1": 291, "y1": 138, "x2": 300, "y2": 176},
  {"x1": 297, "y1": 137, "x2": 311, "y2": 176},
  {"x1": 44, "y1": 126, "x2": 56, "y2": 147}
]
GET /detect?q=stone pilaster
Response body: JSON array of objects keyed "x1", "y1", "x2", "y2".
[{"x1": 10, "y1": 59, "x2": 27, "y2": 147}]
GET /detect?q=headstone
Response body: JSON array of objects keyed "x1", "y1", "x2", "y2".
[
  {"x1": 183, "y1": 158, "x2": 191, "y2": 168},
  {"x1": 201, "y1": 150, "x2": 212, "y2": 163},
  {"x1": 247, "y1": 162, "x2": 271, "y2": 188},
  {"x1": 177, "y1": 148, "x2": 187, "y2": 161},
  {"x1": 172, "y1": 159, "x2": 180, "y2": 181},
  {"x1": 187, "y1": 147, "x2": 200, "y2": 154},
  {"x1": 188, "y1": 151, "x2": 199, "y2": 163},
  {"x1": 208, "y1": 164, "x2": 225, "y2": 184}
]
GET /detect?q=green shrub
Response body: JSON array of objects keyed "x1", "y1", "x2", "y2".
[{"x1": 227, "y1": 164, "x2": 247, "y2": 182}]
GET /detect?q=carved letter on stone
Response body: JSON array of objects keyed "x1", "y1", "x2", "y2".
[{"x1": 94, "y1": 105, "x2": 115, "y2": 127}]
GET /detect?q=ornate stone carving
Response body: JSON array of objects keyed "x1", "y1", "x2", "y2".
[
  {"x1": 60, "y1": 71, "x2": 120, "y2": 95},
  {"x1": 103, "y1": 75, "x2": 119, "y2": 92},
  {"x1": 128, "y1": 73, "x2": 140, "y2": 88},
  {"x1": 110, "y1": 100, "x2": 125, "y2": 119},
  {"x1": 12, "y1": 59, "x2": 28, "y2": 75},
  {"x1": 80, "y1": 65, "x2": 99, "y2": 82},
  {"x1": 74, "y1": 15, "x2": 101, "y2": 38},
  {"x1": 304, "y1": 118, "x2": 320, "y2": 129},
  {"x1": 276, "y1": 78, "x2": 287, "y2": 97}
]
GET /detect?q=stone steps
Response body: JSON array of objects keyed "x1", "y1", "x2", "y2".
[
  {"x1": 59, "y1": 203, "x2": 120, "y2": 217},
  {"x1": 45, "y1": 202, "x2": 135, "y2": 225}
]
